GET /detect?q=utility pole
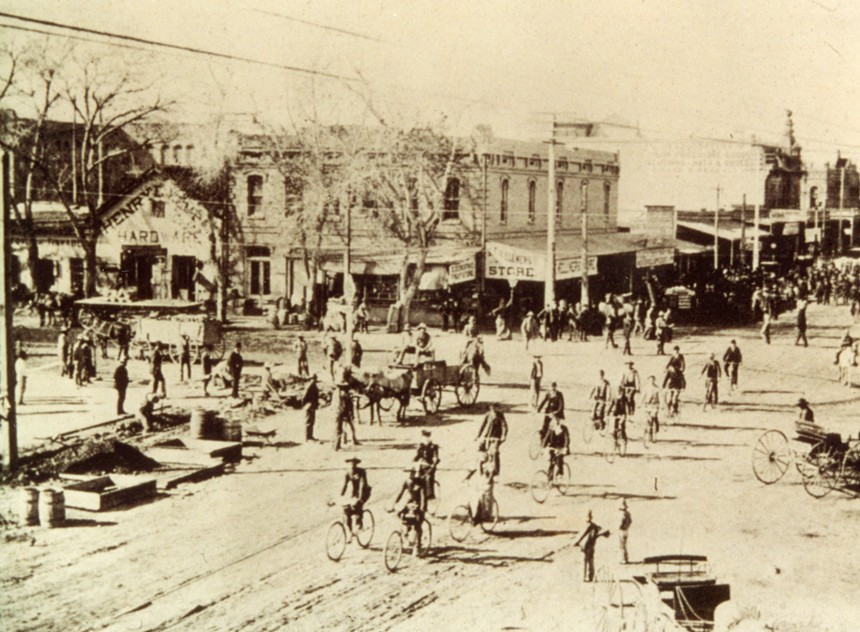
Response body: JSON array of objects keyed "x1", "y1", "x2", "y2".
[
  {"x1": 1, "y1": 152, "x2": 18, "y2": 471},
  {"x1": 479, "y1": 152, "x2": 488, "y2": 321},
  {"x1": 544, "y1": 132, "x2": 558, "y2": 306},
  {"x1": 580, "y1": 179, "x2": 589, "y2": 307},
  {"x1": 713, "y1": 185, "x2": 720, "y2": 270},
  {"x1": 344, "y1": 192, "x2": 353, "y2": 340},
  {"x1": 840, "y1": 165, "x2": 846, "y2": 253},
  {"x1": 753, "y1": 151, "x2": 762, "y2": 271},
  {"x1": 740, "y1": 194, "x2": 746, "y2": 266}
]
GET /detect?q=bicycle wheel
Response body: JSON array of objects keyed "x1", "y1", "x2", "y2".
[
  {"x1": 642, "y1": 419, "x2": 655, "y2": 450},
  {"x1": 448, "y1": 504, "x2": 472, "y2": 542},
  {"x1": 583, "y1": 418, "x2": 595, "y2": 444},
  {"x1": 417, "y1": 519, "x2": 432, "y2": 556},
  {"x1": 618, "y1": 436, "x2": 628, "y2": 458},
  {"x1": 557, "y1": 463, "x2": 572, "y2": 496},
  {"x1": 528, "y1": 431, "x2": 544, "y2": 460},
  {"x1": 530, "y1": 469, "x2": 551, "y2": 504},
  {"x1": 479, "y1": 499, "x2": 500, "y2": 533},
  {"x1": 604, "y1": 436, "x2": 616, "y2": 464},
  {"x1": 384, "y1": 530, "x2": 403, "y2": 572},
  {"x1": 355, "y1": 510, "x2": 375, "y2": 548},
  {"x1": 325, "y1": 521, "x2": 347, "y2": 562},
  {"x1": 427, "y1": 481, "x2": 441, "y2": 517}
]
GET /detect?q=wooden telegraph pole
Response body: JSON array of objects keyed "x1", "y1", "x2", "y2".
[
  {"x1": 1, "y1": 152, "x2": 18, "y2": 471},
  {"x1": 544, "y1": 132, "x2": 558, "y2": 306}
]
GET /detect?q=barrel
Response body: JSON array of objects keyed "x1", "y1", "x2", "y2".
[
  {"x1": 19, "y1": 487, "x2": 40, "y2": 526},
  {"x1": 38, "y1": 489, "x2": 65, "y2": 528},
  {"x1": 190, "y1": 408, "x2": 207, "y2": 438},
  {"x1": 222, "y1": 418, "x2": 243, "y2": 442}
]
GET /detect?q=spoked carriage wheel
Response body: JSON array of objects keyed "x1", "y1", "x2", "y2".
[
  {"x1": 384, "y1": 530, "x2": 403, "y2": 572},
  {"x1": 325, "y1": 521, "x2": 347, "y2": 562},
  {"x1": 455, "y1": 366, "x2": 480, "y2": 406},
  {"x1": 421, "y1": 378, "x2": 442, "y2": 414},
  {"x1": 448, "y1": 504, "x2": 472, "y2": 543},
  {"x1": 799, "y1": 440, "x2": 839, "y2": 498},
  {"x1": 751, "y1": 430, "x2": 792, "y2": 484}
]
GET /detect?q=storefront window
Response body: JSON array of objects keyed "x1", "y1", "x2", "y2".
[
  {"x1": 249, "y1": 259, "x2": 271, "y2": 296},
  {"x1": 247, "y1": 175, "x2": 264, "y2": 216},
  {"x1": 500, "y1": 178, "x2": 509, "y2": 224}
]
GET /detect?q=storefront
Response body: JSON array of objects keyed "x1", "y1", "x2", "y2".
[{"x1": 96, "y1": 174, "x2": 218, "y2": 301}]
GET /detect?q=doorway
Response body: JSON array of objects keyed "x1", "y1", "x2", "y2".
[
  {"x1": 171, "y1": 255, "x2": 197, "y2": 300},
  {"x1": 122, "y1": 247, "x2": 166, "y2": 300}
]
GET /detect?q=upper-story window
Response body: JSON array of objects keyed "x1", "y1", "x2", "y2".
[
  {"x1": 527, "y1": 180, "x2": 536, "y2": 224},
  {"x1": 185, "y1": 145, "x2": 194, "y2": 163},
  {"x1": 173, "y1": 145, "x2": 182, "y2": 163},
  {"x1": 151, "y1": 196, "x2": 165, "y2": 218},
  {"x1": 443, "y1": 177, "x2": 460, "y2": 220},
  {"x1": 160, "y1": 145, "x2": 168, "y2": 165},
  {"x1": 580, "y1": 180, "x2": 589, "y2": 213},
  {"x1": 500, "y1": 178, "x2": 509, "y2": 224},
  {"x1": 556, "y1": 180, "x2": 564, "y2": 222},
  {"x1": 247, "y1": 174, "x2": 264, "y2": 217},
  {"x1": 284, "y1": 174, "x2": 303, "y2": 213},
  {"x1": 603, "y1": 181, "x2": 611, "y2": 216}
]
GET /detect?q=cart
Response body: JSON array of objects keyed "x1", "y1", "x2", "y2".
[
  {"x1": 752, "y1": 421, "x2": 860, "y2": 498},
  {"x1": 134, "y1": 315, "x2": 224, "y2": 363},
  {"x1": 406, "y1": 359, "x2": 480, "y2": 414}
]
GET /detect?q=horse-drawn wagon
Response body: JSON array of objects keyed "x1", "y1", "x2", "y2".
[{"x1": 752, "y1": 420, "x2": 860, "y2": 498}]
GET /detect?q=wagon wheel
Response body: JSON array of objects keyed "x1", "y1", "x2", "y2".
[
  {"x1": 591, "y1": 566, "x2": 616, "y2": 617},
  {"x1": 212, "y1": 338, "x2": 226, "y2": 360},
  {"x1": 168, "y1": 342, "x2": 182, "y2": 364},
  {"x1": 799, "y1": 441, "x2": 839, "y2": 498},
  {"x1": 839, "y1": 444, "x2": 860, "y2": 491},
  {"x1": 751, "y1": 430, "x2": 792, "y2": 485},
  {"x1": 455, "y1": 366, "x2": 480, "y2": 406},
  {"x1": 190, "y1": 342, "x2": 202, "y2": 364},
  {"x1": 609, "y1": 580, "x2": 646, "y2": 632},
  {"x1": 421, "y1": 378, "x2": 442, "y2": 414}
]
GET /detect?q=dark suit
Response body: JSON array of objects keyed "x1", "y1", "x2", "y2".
[{"x1": 228, "y1": 350, "x2": 243, "y2": 398}]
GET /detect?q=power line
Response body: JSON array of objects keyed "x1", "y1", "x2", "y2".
[
  {"x1": 0, "y1": 11, "x2": 360, "y2": 83},
  {"x1": 248, "y1": 7, "x2": 385, "y2": 43}
]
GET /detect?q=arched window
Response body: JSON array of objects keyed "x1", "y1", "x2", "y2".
[
  {"x1": 809, "y1": 185, "x2": 819, "y2": 209},
  {"x1": 185, "y1": 145, "x2": 194, "y2": 163},
  {"x1": 556, "y1": 180, "x2": 564, "y2": 222},
  {"x1": 500, "y1": 178, "x2": 509, "y2": 224},
  {"x1": 247, "y1": 175, "x2": 263, "y2": 216},
  {"x1": 603, "y1": 181, "x2": 611, "y2": 216},
  {"x1": 443, "y1": 177, "x2": 460, "y2": 220},
  {"x1": 173, "y1": 145, "x2": 182, "y2": 163},
  {"x1": 527, "y1": 180, "x2": 536, "y2": 224}
]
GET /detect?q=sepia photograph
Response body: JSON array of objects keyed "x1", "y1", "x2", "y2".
[{"x1": 0, "y1": 1, "x2": 859, "y2": 630}]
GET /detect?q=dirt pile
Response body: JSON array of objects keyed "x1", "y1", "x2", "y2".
[{"x1": 2, "y1": 439, "x2": 159, "y2": 485}]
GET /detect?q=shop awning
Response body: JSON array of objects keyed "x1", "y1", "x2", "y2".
[{"x1": 677, "y1": 220, "x2": 767, "y2": 242}]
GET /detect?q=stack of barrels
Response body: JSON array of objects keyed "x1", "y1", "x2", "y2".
[{"x1": 19, "y1": 487, "x2": 65, "y2": 528}]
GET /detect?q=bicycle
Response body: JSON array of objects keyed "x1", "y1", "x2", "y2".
[
  {"x1": 703, "y1": 379, "x2": 718, "y2": 411},
  {"x1": 325, "y1": 500, "x2": 375, "y2": 562},
  {"x1": 641, "y1": 406, "x2": 659, "y2": 450},
  {"x1": 664, "y1": 388, "x2": 681, "y2": 420},
  {"x1": 529, "y1": 448, "x2": 572, "y2": 504},
  {"x1": 448, "y1": 483, "x2": 500, "y2": 542},
  {"x1": 383, "y1": 506, "x2": 432, "y2": 572},
  {"x1": 416, "y1": 464, "x2": 442, "y2": 516},
  {"x1": 528, "y1": 414, "x2": 550, "y2": 460},
  {"x1": 583, "y1": 401, "x2": 609, "y2": 444},
  {"x1": 603, "y1": 418, "x2": 628, "y2": 464}
]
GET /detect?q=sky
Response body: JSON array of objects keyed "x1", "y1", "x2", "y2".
[{"x1": 1, "y1": 0, "x2": 859, "y2": 169}]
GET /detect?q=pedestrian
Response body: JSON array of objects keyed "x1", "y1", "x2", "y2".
[
  {"x1": 795, "y1": 298, "x2": 809, "y2": 347},
  {"x1": 302, "y1": 374, "x2": 320, "y2": 442},
  {"x1": 325, "y1": 333, "x2": 343, "y2": 379},
  {"x1": 296, "y1": 335, "x2": 309, "y2": 377},
  {"x1": 202, "y1": 344, "x2": 215, "y2": 396},
  {"x1": 116, "y1": 324, "x2": 130, "y2": 362},
  {"x1": 655, "y1": 311, "x2": 667, "y2": 355},
  {"x1": 701, "y1": 352, "x2": 722, "y2": 411},
  {"x1": 463, "y1": 314, "x2": 478, "y2": 339},
  {"x1": 334, "y1": 381, "x2": 359, "y2": 450},
  {"x1": 529, "y1": 354, "x2": 543, "y2": 409},
  {"x1": 521, "y1": 311, "x2": 538, "y2": 351},
  {"x1": 228, "y1": 342, "x2": 243, "y2": 398},
  {"x1": 15, "y1": 350, "x2": 28, "y2": 405},
  {"x1": 761, "y1": 310, "x2": 771, "y2": 345},
  {"x1": 618, "y1": 500, "x2": 632, "y2": 564},
  {"x1": 621, "y1": 313, "x2": 634, "y2": 356},
  {"x1": 603, "y1": 311, "x2": 618, "y2": 350},
  {"x1": 57, "y1": 328, "x2": 69, "y2": 377},
  {"x1": 574, "y1": 510, "x2": 610, "y2": 582},
  {"x1": 73, "y1": 337, "x2": 87, "y2": 386},
  {"x1": 722, "y1": 340, "x2": 742, "y2": 393},
  {"x1": 114, "y1": 357, "x2": 129, "y2": 415},
  {"x1": 179, "y1": 334, "x2": 192, "y2": 382},
  {"x1": 350, "y1": 333, "x2": 363, "y2": 368},
  {"x1": 150, "y1": 343, "x2": 167, "y2": 397}
]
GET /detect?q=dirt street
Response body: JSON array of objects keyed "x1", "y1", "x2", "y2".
[{"x1": 2, "y1": 303, "x2": 860, "y2": 632}]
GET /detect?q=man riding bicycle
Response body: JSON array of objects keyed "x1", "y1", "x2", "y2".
[
  {"x1": 393, "y1": 466, "x2": 427, "y2": 550},
  {"x1": 537, "y1": 382, "x2": 565, "y2": 441},
  {"x1": 340, "y1": 458, "x2": 371, "y2": 531},
  {"x1": 701, "y1": 353, "x2": 722, "y2": 411},
  {"x1": 608, "y1": 386, "x2": 630, "y2": 449},
  {"x1": 477, "y1": 402, "x2": 508, "y2": 477},
  {"x1": 414, "y1": 430, "x2": 440, "y2": 501},
  {"x1": 619, "y1": 362, "x2": 640, "y2": 415},
  {"x1": 663, "y1": 346, "x2": 686, "y2": 415},
  {"x1": 545, "y1": 414, "x2": 571, "y2": 481},
  {"x1": 590, "y1": 370, "x2": 611, "y2": 429},
  {"x1": 641, "y1": 375, "x2": 661, "y2": 435}
]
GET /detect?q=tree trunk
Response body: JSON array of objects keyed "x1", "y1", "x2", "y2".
[
  {"x1": 398, "y1": 248, "x2": 428, "y2": 329},
  {"x1": 83, "y1": 239, "x2": 98, "y2": 297}
]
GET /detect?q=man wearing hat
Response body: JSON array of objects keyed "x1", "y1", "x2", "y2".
[
  {"x1": 590, "y1": 370, "x2": 611, "y2": 429},
  {"x1": 621, "y1": 312, "x2": 634, "y2": 356},
  {"x1": 537, "y1": 382, "x2": 565, "y2": 439},
  {"x1": 392, "y1": 466, "x2": 427, "y2": 552},
  {"x1": 476, "y1": 402, "x2": 508, "y2": 477},
  {"x1": 701, "y1": 353, "x2": 722, "y2": 411},
  {"x1": 415, "y1": 324, "x2": 435, "y2": 361},
  {"x1": 137, "y1": 392, "x2": 162, "y2": 432},
  {"x1": 113, "y1": 357, "x2": 130, "y2": 415},
  {"x1": 529, "y1": 354, "x2": 543, "y2": 409},
  {"x1": 340, "y1": 457, "x2": 371, "y2": 531},
  {"x1": 618, "y1": 500, "x2": 632, "y2": 564},
  {"x1": 574, "y1": 510, "x2": 610, "y2": 582},
  {"x1": 663, "y1": 346, "x2": 686, "y2": 416},
  {"x1": 301, "y1": 374, "x2": 320, "y2": 442},
  {"x1": 521, "y1": 310, "x2": 538, "y2": 350},
  {"x1": 414, "y1": 430, "x2": 440, "y2": 501},
  {"x1": 620, "y1": 361, "x2": 640, "y2": 415},
  {"x1": 295, "y1": 335, "x2": 309, "y2": 377},
  {"x1": 334, "y1": 379, "x2": 359, "y2": 450},
  {"x1": 57, "y1": 328, "x2": 70, "y2": 377},
  {"x1": 796, "y1": 398, "x2": 815, "y2": 423},
  {"x1": 350, "y1": 333, "x2": 363, "y2": 368},
  {"x1": 722, "y1": 340, "x2": 743, "y2": 393}
]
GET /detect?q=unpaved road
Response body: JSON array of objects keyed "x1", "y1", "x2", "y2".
[{"x1": 3, "y1": 304, "x2": 860, "y2": 632}]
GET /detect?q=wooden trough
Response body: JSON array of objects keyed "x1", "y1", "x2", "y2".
[
  {"x1": 63, "y1": 475, "x2": 157, "y2": 512},
  {"x1": 144, "y1": 438, "x2": 242, "y2": 466}
]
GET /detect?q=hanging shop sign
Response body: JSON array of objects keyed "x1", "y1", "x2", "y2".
[
  {"x1": 635, "y1": 247, "x2": 675, "y2": 268},
  {"x1": 447, "y1": 256, "x2": 476, "y2": 284},
  {"x1": 555, "y1": 255, "x2": 598, "y2": 279}
]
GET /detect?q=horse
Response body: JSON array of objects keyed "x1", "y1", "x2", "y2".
[{"x1": 351, "y1": 367, "x2": 413, "y2": 425}]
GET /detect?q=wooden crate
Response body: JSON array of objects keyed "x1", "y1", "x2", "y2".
[{"x1": 63, "y1": 475, "x2": 157, "y2": 512}]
